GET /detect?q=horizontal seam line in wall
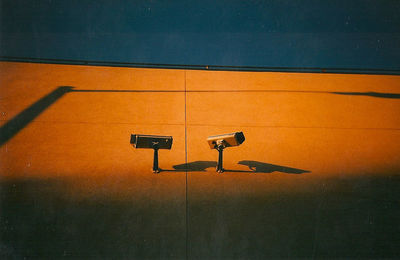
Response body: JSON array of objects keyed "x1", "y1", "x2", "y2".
[
  {"x1": 1, "y1": 57, "x2": 400, "y2": 75},
  {"x1": 1, "y1": 119, "x2": 398, "y2": 131},
  {"x1": 0, "y1": 120, "x2": 185, "y2": 126},
  {"x1": 186, "y1": 124, "x2": 400, "y2": 131},
  {"x1": 69, "y1": 90, "x2": 400, "y2": 94}
]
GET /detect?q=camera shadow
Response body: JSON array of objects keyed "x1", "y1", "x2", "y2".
[
  {"x1": 162, "y1": 160, "x2": 309, "y2": 174},
  {"x1": 238, "y1": 160, "x2": 310, "y2": 174},
  {"x1": 161, "y1": 161, "x2": 217, "y2": 172}
]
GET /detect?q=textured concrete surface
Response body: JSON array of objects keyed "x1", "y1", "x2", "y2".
[{"x1": 1, "y1": 62, "x2": 400, "y2": 258}]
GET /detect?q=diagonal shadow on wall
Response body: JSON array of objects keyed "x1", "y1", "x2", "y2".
[
  {"x1": 2, "y1": 85, "x2": 398, "y2": 147},
  {"x1": 0, "y1": 86, "x2": 73, "y2": 146},
  {"x1": 0, "y1": 86, "x2": 186, "y2": 147}
]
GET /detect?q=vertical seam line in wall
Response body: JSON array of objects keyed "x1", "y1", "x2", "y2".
[{"x1": 184, "y1": 70, "x2": 188, "y2": 260}]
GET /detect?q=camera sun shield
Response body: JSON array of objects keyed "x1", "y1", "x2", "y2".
[{"x1": 130, "y1": 134, "x2": 173, "y2": 149}]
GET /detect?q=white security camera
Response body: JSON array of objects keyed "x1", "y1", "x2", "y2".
[
  {"x1": 130, "y1": 134, "x2": 173, "y2": 173},
  {"x1": 207, "y1": 132, "x2": 245, "y2": 173}
]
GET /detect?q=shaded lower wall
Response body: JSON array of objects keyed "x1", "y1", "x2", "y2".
[
  {"x1": 2, "y1": 175, "x2": 399, "y2": 258},
  {"x1": 1, "y1": 61, "x2": 400, "y2": 258}
]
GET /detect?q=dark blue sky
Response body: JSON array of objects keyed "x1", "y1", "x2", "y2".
[{"x1": 1, "y1": 0, "x2": 400, "y2": 70}]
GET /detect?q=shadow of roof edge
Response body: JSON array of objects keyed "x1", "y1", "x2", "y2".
[{"x1": 1, "y1": 56, "x2": 400, "y2": 76}]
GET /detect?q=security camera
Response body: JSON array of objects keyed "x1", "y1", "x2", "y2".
[
  {"x1": 207, "y1": 132, "x2": 245, "y2": 149},
  {"x1": 130, "y1": 134, "x2": 173, "y2": 173},
  {"x1": 207, "y1": 132, "x2": 245, "y2": 173}
]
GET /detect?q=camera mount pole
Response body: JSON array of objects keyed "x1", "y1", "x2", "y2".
[
  {"x1": 216, "y1": 143, "x2": 225, "y2": 173},
  {"x1": 152, "y1": 142, "x2": 160, "y2": 173}
]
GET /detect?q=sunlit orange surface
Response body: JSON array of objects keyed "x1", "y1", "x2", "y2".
[{"x1": 1, "y1": 61, "x2": 399, "y2": 258}]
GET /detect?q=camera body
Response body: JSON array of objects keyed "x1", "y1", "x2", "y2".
[
  {"x1": 130, "y1": 134, "x2": 173, "y2": 149},
  {"x1": 207, "y1": 132, "x2": 245, "y2": 149},
  {"x1": 130, "y1": 134, "x2": 173, "y2": 173}
]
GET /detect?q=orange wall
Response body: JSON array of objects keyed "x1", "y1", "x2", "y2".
[
  {"x1": 1, "y1": 61, "x2": 400, "y2": 258},
  {"x1": 1, "y1": 62, "x2": 399, "y2": 179}
]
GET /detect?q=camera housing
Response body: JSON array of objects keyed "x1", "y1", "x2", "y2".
[
  {"x1": 207, "y1": 132, "x2": 245, "y2": 149},
  {"x1": 130, "y1": 134, "x2": 173, "y2": 173},
  {"x1": 130, "y1": 134, "x2": 173, "y2": 150},
  {"x1": 206, "y1": 132, "x2": 245, "y2": 173}
]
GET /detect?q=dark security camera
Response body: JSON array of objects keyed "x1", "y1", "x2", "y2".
[
  {"x1": 130, "y1": 134, "x2": 173, "y2": 173},
  {"x1": 207, "y1": 132, "x2": 245, "y2": 173}
]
